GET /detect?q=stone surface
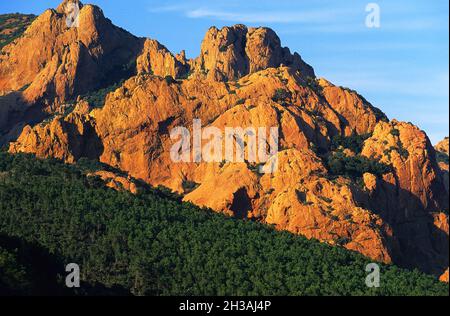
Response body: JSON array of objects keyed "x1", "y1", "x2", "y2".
[
  {"x1": 439, "y1": 268, "x2": 449, "y2": 283},
  {"x1": 4, "y1": 0, "x2": 449, "y2": 280},
  {"x1": 0, "y1": 1, "x2": 143, "y2": 143},
  {"x1": 360, "y1": 121, "x2": 448, "y2": 274},
  {"x1": 190, "y1": 25, "x2": 315, "y2": 81},
  {"x1": 88, "y1": 170, "x2": 141, "y2": 194},
  {"x1": 435, "y1": 137, "x2": 449, "y2": 193},
  {"x1": 136, "y1": 39, "x2": 189, "y2": 78}
]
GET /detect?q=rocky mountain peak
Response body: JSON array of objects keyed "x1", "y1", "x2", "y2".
[
  {"x1": 56, "y1": 0, "x2": 84, "y2": 14},
  {"x1": 0, "y1": 0, "x2": 142, "y2": 142},
  {"x1": 1, "y1": 1, "x2": 448, "y2": 281},
  {"x1": 435, "y1": 137, "x2": 449, "y2": 155},
  {"x1": 191, "y1": 24, "x2": 315, "y2": 81}
]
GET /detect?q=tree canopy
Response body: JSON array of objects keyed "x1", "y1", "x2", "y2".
[{"x1": 0, "y1": 152, "x2": 447, "y2": 296}]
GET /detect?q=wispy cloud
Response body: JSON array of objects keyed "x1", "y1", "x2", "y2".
[
  {"x1": 277, "y1": 17, "x2": 447, "y2": 34},
  {"x1": 184, "y1": 8, "x2": 345, "y2": 24},
  {"x1": 148, "y1": 3, "x2": 447, "y2": 32},
  {"x1": 143, "y1": 0, "x2": 449, "y2": 141},
  {"x1": 147, "y1": 1, "x2": 356, "y2": 25},
  {"x1": 148, "y1": 4, "x2": 193, "y2": 13}
]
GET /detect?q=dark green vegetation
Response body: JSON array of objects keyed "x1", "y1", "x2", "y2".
[
  {"x1": 325, "y1": 134, "x2": 392, "y2": 181},
  {"x1": 272, "y1": 88, "x2": 292, "y2": 104},
  {"x1": 326, "y1": 152, "x2": 392, "y2": 180},
  {"x1": 0, "y1": 14, "x2": 36, "y2": 51},
  {"x1": 79, "y1": 80, "x2": 125, "y2": 108},
  {"x1": 164, "y1": 75, "x2": 177, "y2": 85},
  {"x1": 0, "y1": 152, "x2": 447, "y2": 296},
  {"x1": 75, "y1": 57, "x2": 137, "y2": 109},
  {"x1": 0, "y1": 246, "x2": 32, "y2": 295},
  {"x1": 330, "y1": 133, "x2": 371, "y2": 153},
  {"x1": 236, "y1": 98, "x2": 246, "y2": 105},
  {"x1": 306, "y1": 77, "x2": 323, "y2": 95},
  {"x1": 181, "y1": 179, "x2": 199, "y2": 194},
  {"x1": 436, "y1": 151, "x2": 449, "y2": 165}
]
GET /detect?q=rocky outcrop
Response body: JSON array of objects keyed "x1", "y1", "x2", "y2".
[
  {"x1": 190, "y1": 25, "x2": 315, "y2": 81},
  {"x1": 88, "y1": 170, "x2": 142, "y2": 194},
  {"x1": 361, "y1": 120, "x2": 448, "y2": 215},
  {"x1": 136, "y1": 39, "x2": 189, "y2": 78},
  {"x1": 261, "y1": 150, "x2": 395, "y2": 263},
  {"x1": 435, "y1": 137, "x2": 449, "y2": 155},
  {"x1": 0, "y1": 0, "x2": 144, "y2": 144},
  {"x1": 318, "y1": 79, "x2": 387, "y2": 135},
  {"x1": 0, "y1": 1, "x2": 141, "y2": 104},
  {"x1": 440, "y1": 268, "x2": 449, "y2": 283},
  {"x1": 9, "y1": 101, "x2": 101, "y2": 163},
  {"x1": 359, "y1": 121, "x2": 449, "y2": 275},
  {"x1": 5, "y1": 0, "x2": 449, "y2": 280},
  {"x1": 435, "y1": 137, "x2": 449, "y2": 193}
]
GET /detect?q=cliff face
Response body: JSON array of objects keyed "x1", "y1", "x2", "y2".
[
  {"x1": 359, "y1": 121, "x2": 448, "y2": 275},
  {"x1": 436, "y1": 137, "x2": 449, "y2": 155},
  {"x1": 0, "y1": 0, "x2": 188, "y2": 144},
  {"x1": 362, "y1": 121, "x2": 448, "y2": 215},
  {"x1": 0, "y1": 0, "x2": 138, "y2": 143},
  {"x1": 190, "y1": 24, "x2": 315, "y2": 81},
  {"x1": 435, "y1": 137, "x2": 449, "y2": 194},
  {"x1": 136, "y1": 39, "x2": 189, "y2": 78},
  {"x1": 3, "y1": 0, "x2": 449, "y2": 280},
  {"x1": 0, "y1": 1, "x2": 140, "y2": 103}
]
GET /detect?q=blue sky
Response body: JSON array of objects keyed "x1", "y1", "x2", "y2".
[{"x1": 1, "y1": 0, "x2": 448, "y2": 143}]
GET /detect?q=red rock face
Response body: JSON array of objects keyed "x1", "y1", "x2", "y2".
[
  {"x1": 362, "y1": 121, "x2": 448, "y2": 215},
  {"x1": 435, "y1": 137, "x2": 449, "y2": 193},
  {"x1": 9, "y1": 101, "x2": 101, "y2": 163},
  {"x1": 0, "y1": 1, "x2": 141, "y2": 144},
  {"x1": 4, "y1": 0, "x2": 449, "y2": 280},
  {"x1": 0, "y1": 0, "x2": 191, "y2": 144},
  {"x1": 0, "y1": 3, "x2": 140, "y2": 103},
  {"x1": 440, "y1": 268, "x2": 449, "y2": 283},
  {"x1": 190, "y1": 25, "x2": 315, "y2": 81},
  {"x1": 435, "y1": 137, "x2": 449, "y2": 155},
  {"x1": 359, "y1": 121, "x2": 448, "y2": 275},
  {"x1": 136, "y1": 39, "x2": 189, "y2": 78}
]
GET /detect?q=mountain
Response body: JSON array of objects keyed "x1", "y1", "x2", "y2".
[
  {"x1": 435, "y1": 137, "x2": 449, "y2": 168},
  {"x1": 0, "y1": 151, "x2": 447, "y2": 295},
  {"x1": 0, "y1": 13, "x2": 35, "y2": 51},
  {"x1": 1, "y1": 0, "x2": 448, "y2": 284},
  {"x1": 435, "y1": 137, "x2": 449, "y2": 207}
]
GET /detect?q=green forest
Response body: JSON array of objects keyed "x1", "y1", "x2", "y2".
[
  {"x1": 0, "y1": 14, "x2": 35, "y2": 51},
  {"x1": 0, "y1": 151, "x2": 448, "y2": 296}
]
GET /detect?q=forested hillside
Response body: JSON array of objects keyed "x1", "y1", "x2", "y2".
[
  {"x1": 0, "y1": 152, "x2": 447, "y2": 296},
  {"x1": 1, "y1": 0, "x2": 448, "y2": 281},
  {"x1": 0, "y1": 14, "x2": 35, "y2": 50}
]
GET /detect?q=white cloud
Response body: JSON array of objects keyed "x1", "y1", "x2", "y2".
[
  {"x1": 184, "y1": 8, "x2": 343, "y2": 24},
  {"x1": 149, "y1": 4, "x2": 447, "y2": 33},
  {"x1": 148, "y1": 4, "x2": 193, "y2": 13}
]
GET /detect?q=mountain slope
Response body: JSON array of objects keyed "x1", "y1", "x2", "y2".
[
  {"x1": 1, "y1": 0, "x2": 448, "y2": 282},
  {"x1": 0, "y1": 14, "x2": 36, "y2": 51},
  {"x1": 0, "y1": 152, "x2": 447, "y2": 296}
]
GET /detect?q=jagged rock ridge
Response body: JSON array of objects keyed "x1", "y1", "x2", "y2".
[
  {"x1": 189, "y1": 24, "x2": 315, "y2": 81},
  {"x1": 2, "y1": 0, "x2": 449, "y2": 280}
]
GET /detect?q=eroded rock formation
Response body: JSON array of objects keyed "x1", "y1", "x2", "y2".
[
  {"x1": 190, "y1": 24, "x2": 315, "y2": 81},
  {"x1": 3, "y1": 0, "x2": 449, "y2": 280}
]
